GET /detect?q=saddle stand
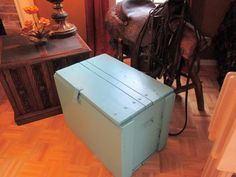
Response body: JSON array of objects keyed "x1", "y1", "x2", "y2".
[{"x1": 106, "y1": 0, "x2": 205, "y2": 111}]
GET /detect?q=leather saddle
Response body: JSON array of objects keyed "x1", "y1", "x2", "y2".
[
  {"x1": 105, "y1": 0, "x2": 155, "y2": 46},
  {"x1": 106, "y1": 1, "x2": 206, "y2": 60}
]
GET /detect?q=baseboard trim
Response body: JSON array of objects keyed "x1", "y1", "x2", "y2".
[{"x1": 200, "y1": 59, "x2": 217, "y2": 66}]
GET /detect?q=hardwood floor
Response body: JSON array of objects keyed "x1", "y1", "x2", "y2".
[{"x1": 0, "y1": 65, "x2": 219, "y2": 177}]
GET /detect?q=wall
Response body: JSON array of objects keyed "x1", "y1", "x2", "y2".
[
  {"x1": 109, "y1": 0, "x2": 116, "y2": 7},
  {"x1": 34, "y1": 0, "x2": 87, "y2": 41},
  {"x1": 0, "y1": 0, "x2": 21, "y2": 34},
  {"x1": 201, "y1": 0, "x2": 230, "y2": 37},
  {"x1": 192, "y1": 0, "x2": 230, "y2": 37}
]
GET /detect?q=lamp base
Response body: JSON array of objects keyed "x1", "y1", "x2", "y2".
[{"x1": 50, "y1": 22, "x2": 77, "y2": 38}]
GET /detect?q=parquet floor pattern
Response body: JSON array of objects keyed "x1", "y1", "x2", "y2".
[{"x1": 0, "y1": 66, "x2": 219, "y2": 177}]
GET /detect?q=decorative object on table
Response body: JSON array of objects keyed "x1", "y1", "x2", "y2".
[
  {"x1": 21, "y1": 5, "x2": 51, "y2": 46},
  {"x1": 47, "y1": 0, "x2": 77, "y2": 38}
]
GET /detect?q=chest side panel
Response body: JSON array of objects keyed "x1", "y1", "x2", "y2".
[
  {"x1": 131, "y1": 99, "x2": 164, "y2": 169},
  {"x1": 54, "y1": 75, "x2": 124, "y2": 177},
  {"x1": 158, "y1": 92, "x2": 176, "y2": 150}
]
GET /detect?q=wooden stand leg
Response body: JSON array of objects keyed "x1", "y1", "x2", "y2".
[
  {"x1": 117, "y1": 38, "x2": 123, "y2": 61},
  {"x1": 176, "y1": 73, "x2": 182, "y2": 89},
  {"x1": 190, "y1": 65, "x2": 205, "y2": 111}
]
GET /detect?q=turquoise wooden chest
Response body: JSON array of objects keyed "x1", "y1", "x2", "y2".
[{"x1": 54, "y1": 54, "x2": 175, "y2": 177}]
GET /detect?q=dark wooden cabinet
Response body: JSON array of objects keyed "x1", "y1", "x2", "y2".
[{"x1": 0, "y1": 34, "x2": 92, "y2": 125}]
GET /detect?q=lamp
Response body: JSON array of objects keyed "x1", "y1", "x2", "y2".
[{"x1": 47, "y1": 0, "x2": 77, "y2": 38}]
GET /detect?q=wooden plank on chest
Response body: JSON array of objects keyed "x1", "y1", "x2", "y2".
[
  {"x1": 56, "y1": 63, "x2": 146, "y2": 126},
  {"x1": 86, "y1": 54, "x2": 173, "y2": 102},
  {"x1": 81, "y1": 60, "x2": 152, "y2": 107}
]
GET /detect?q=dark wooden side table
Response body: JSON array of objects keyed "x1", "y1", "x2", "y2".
[{"x1": 0, "y1": 34, "x2": 92, "y2": 125}]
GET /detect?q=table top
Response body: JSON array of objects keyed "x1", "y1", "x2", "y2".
[{"x1": 0, "y1": 34, "x2": 92, "y2": 68}]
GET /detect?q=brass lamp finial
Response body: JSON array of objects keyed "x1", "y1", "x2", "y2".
[{"x1": 47, "y1": 0, "x2": 77, "y2": 38}]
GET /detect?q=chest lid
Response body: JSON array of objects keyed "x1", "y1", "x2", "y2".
[{"x1": 55, "y1": 54, "x2": 173, "y2": 126}]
